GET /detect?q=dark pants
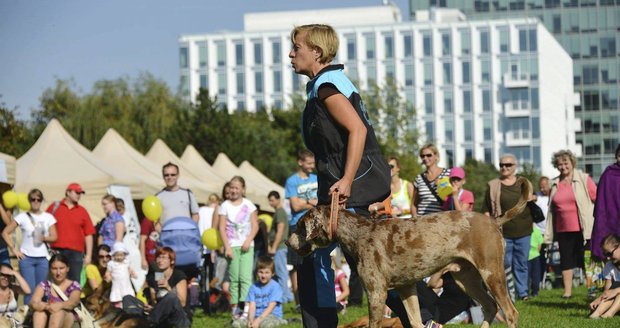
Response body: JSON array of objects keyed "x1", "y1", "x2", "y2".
[
  {"x1": 148, "y1": 293, "x2": 191, "y2": 328},
  {"x1": 528, "y1": 256, "x2": 542, "y2": 296},
  {"x1": 297, "y1": 254, "x2": 338, "y2": 328},
  {"x1": 53, "y1": 248, "x2": 84, "y2": 282}
]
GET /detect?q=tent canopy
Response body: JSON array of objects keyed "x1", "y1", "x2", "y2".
[
  {"x1": 238, "y1": 161, "x2": 284, "y2": 197},
  {"x1": 212, "y1": 153, "x2": 272, "y2": 209},
  {"x1": 16, "y1": 119, "x2": 144, "y2": 220},
  {"x1": 180, "y1": 145, "x2": 227, "y2": 190}
]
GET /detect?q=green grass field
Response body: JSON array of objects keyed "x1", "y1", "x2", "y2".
[{"x1": 193, "y1": 285, "x2": 620, "y2": 327}]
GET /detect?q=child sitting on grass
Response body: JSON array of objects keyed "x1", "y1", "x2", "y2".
[
  {"x1": 590, "y1": 234, "x2": 620, "y2": 319},
  {"x1": 232, "y1": 256, "x2": 287, "y2": 328}
]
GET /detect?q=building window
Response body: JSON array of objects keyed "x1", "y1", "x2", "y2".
[
  {"x1": 480, "y1": 30, "x2": 489, "y2": 54},
  {"x1": 499, "y1": 28, "x2": 509, "y2": 53},
  {"x1": 425, "y1": 121, "x2": 435, "y2": 142},
  {"x1": 384, "y1": 35, "x2": 394, "y2": 59},
  {"x1": 519, "y1": 29, "x2": 537, "y2": 52},
  {"x1": 292, "y1": 71, "x2": 301, "y2": 91},
  {"x1": 217, "y1": 43, "x2": 226, "y2": 67},
  {"x1": 424, "y1": 62, "x2": 433, "y2": 86},
  {"x1": 367, "y1": 65, "x2": 376, "y2": 85},
  {"x1": 481, "y1": 60, "x2": 491, "y2": 83},
  {"x1": 347, "y1": 66, "x2": 358, "y2": 82},
  {"x1": 405, "y1": 63, "x2": 414, "y2": 86},
  {"x1": 365, "y1": 34, "x2": 376, "y2": 59},
  {"x1": 385, "y1": 64, "x2": 395, "y2": 81},
  {"x1": 531, "y1": 88, "x2": 539, "y2": 109},
  {"x1": 600, "y1": 37, "x2": 616, "y2": 58},
  {"x1": 482, "y1": 89, "x2": 491, "y2": 112},
  {"x1": 272, "y1": 41, "x2": 281, "y2": 64},
  {"x1": 463, "y1": 90, "x2": 472, "y2": 112},
  {"x1": 423, "y1": 33, "x2": 432, "y2": 57},
  {"x1": 273, "y1": 71, "x2": 282, "y2": 93},
  {"x1": 273, "y1": 99, "x2": 283, "y2": 110},
  {"x1": 236, "y1": 72, "x2": 244, "y2": 94},
  {"x1": 425, "y1": 92, "x2": 434, "y2": 114},
  {"x1": 552, "y1": 14, "x2": 562, "y2": 33},
  {"x1": 256, "y1": 100, "x2": 265, "y2": 112},
  {"x1": 508, "y1": 118, "x2": 530, "y2": 139},
  {"x1": 198, "y1": 43, "x2": 207, "y2": 67},
  {"x1": 464, "y1": 118, "x2": 473, "y2": 142},
  {"x1": 583, "y1": 65, "x2": 599, "y2": 85},
  {"x1": 179, "y1": 75, "x2": 189, "y2": 96},
  {"x1": 441, "y1": 32, "x2": 451, "y2": 56},
  {"x1": 483, "y1": 117, "x2": 492, "y2": 140},
  {"x1": 200, "y1": 74, "x2": 208, "y2": 89},
  {"x1": 532, "y1": 117, "x2": 540, "y2": 139},
  {"x1": 445, "y1": 119, "x2": 454, "y2": 142},
  {"x1": 254, "y1": 71, "x2": 263, "y2": 93},
  {"x1": 484, "y1": 147, "x2": 492, "y2": 163},
  {"x1": 403, "y1": 34, "x2": 413, "y2": 57},
  {"x1": 462, "y1": 61, "x2": 471, "y2": 84},
  {"x1": 236, "y1": 101, "x2": 245, "y2": 112},
  {"x1": 179, "y1": 47, "x2": 188, "y2": 68},
  {"x1": 235, "y1": 43, "x2": 243, "y2": 66},
  {"x1": 217, "y1": 72, "x2": 226, "y2": 95},
  {"x1": 460, "y1": 30, "x2": 471, "y2": 55},
  {"x1": 443, "y1": 62, "x2": 452, "y2": 85},
  {"x1": 444, "y1": 91, "x2": 453, "y2": 113},
  {"x1": 465, "y1": 148, "x2": 473, "y2": 160},
  {"x1": 347, "y1": 36, "x2": 356, "y2": 60},
  {"x1": 254, "y1": 42, "x2": 262, "y2": 65}
]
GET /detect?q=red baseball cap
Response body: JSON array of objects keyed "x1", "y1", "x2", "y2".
[{"x1": 66, "y1": 183, "x2": 85, "y2": 194}]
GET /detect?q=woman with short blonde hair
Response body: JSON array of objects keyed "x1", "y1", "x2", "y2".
[{"x1": 412, "y1": 143, "x2": 450, "y2": 216}]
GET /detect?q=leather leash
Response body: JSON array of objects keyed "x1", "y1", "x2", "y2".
[{"x1": 329, "y1": 190, "x2": 341, "y2": 240}]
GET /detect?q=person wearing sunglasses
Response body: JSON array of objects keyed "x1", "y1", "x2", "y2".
[
  {"x1": 81, "y1": 244, "x2": 111, "y2": 299},
  {"x1": 0, "y1": 263, "x2": 30, "y2": 322},
  {"x1": 369, "y1": 156, "x2": 415, "y2": 219},
  {"x1": 2, "y1": 188, "x2": 57, "y2": 304},
  {"x1": 412, "y1": 143, "x2": 451, "y2": 216},
  {"x1": 157, "y1": 162, "x2": 199, "y2": 226},
  {"x1": 482, "y1": 154, "x2": 534, "y2": 301},
  {"x1": 591, "y1": 144, "x2": 620, "y2": 261},
  {"x1": 589, "y1": 234, "x2": 620, "y2": 319},
  {"x1": 543, "y1": 149, "x2": 597, "y2": 299}
]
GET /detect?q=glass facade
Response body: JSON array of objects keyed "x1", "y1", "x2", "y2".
[{"x1": 410, "y1": 0, "x2": 620, "y2": 177}]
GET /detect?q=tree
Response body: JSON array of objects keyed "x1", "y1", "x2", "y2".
[
  {"x1": 362, "y1": 78, "x2": 422, "y2": 181},
  {"x1": 462, "y1": 159, "x2": 500, "y2": 212},
  {"x1": 0, "y1": 101, "x2": 31, "y2": 156}
]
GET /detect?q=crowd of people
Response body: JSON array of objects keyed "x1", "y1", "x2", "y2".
[{"x1": 0, "y1": 22, "x2": 620, "y2": 328}]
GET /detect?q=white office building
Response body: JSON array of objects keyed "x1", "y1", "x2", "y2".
[{"x1": 178, "y1": 5, "x2": 579, "y2": 176}]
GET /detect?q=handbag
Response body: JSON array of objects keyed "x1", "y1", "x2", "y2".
[
  {"x1": 51, "y1": 283, "x2": 99, "y2": 328},
  {"x1": 528, "y1": 201, "x2": 545, "y2": 223}
]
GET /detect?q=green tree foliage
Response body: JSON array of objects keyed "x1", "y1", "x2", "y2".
[
  {"x1": 362, "y1": 78, "x2": 422, "y2": 181},
  {"x1": 519, "y1": 163, "x2": 542, "y2": 193},
  {"x1": 0, "y1": 101, "x2": 31, "y2": 156},
  {"x1": 462, "y1": 159, "x2": 500, "y2": 212}
]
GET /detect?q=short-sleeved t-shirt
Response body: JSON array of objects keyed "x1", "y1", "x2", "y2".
[
  {"x1": 603, "y1": 261, "x2": 620, "y2": 282},
  {"x1": 140, "y1": 219, "x2": 158, "y2": 264},
  {"x1": 246, "y1": 279, "x2": 283, "y2": 319},
  {"x1": 219, "y1": 199, "x2": 257, "y2": 248},
  {"x1": 268, "y1": 208, "x2": 289, "y2": 250},
  {"x1": 99, "y1": 211, "x2": 124, "y2": 248},
  {"x1": 285, "y1": 173, "x2": 318, "y2": 226},
  {"x1": 442, "y1": 189, "x2": 475, "y2": 211},
  {"x1": 147, "y1": 269, "x2": 187, "y2": 299},
  {"x1": 529, "y1": 226, "x2": 544, "y2": 260},
  {"x1": 14, "y1": 211, "x2": 56, "y2": 257},
  {"x1": 47, "y1": 201, "x2": 95, "y2": 253},
  {"x1": 156, "y1": 188, "x2": 199, "y2": 225}
]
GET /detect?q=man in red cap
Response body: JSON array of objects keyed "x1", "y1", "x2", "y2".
[{"x1": 46, "y1": 182, "x2": 96, "y2": 282}]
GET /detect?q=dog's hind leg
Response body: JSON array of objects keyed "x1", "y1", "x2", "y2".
[
  {"x1": 483, "y1": 269, "x2": 518, "y2": 328},
  {"x1": 451, "y1": 263, "x2": 498, "y2": 328},
  {"x1": 395, "y1": 285, "x2": 424, "y2": 328}
]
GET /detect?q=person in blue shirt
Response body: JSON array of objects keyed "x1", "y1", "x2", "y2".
[{"x1": 232, "y1": 256, "x2": 287, "y2": 328}]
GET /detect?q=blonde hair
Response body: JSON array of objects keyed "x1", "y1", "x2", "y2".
[
  {"x1": 206, "y1": 193, "x2": 220, "y2": 205},
  {"x1": 551, "y1": 149, "x2": 577, "y2": 168},
  {"x1": 290, "y1": 24, "x2": 339, "y2": 64},
  {"x1": 419, "y1": 143, "x2": 440, "y2": 162}
]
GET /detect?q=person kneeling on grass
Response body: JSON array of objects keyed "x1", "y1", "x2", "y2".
[
  {"x1": 590, "y1": 234, "x2": 620, "y2": 319},
  {"x1": 232, "y1": 256, "x2": 287, "y2": 328}
]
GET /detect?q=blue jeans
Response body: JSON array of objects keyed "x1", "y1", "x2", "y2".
[
  {"x1": 504, "y1": 235, "x2": 531, "y2": 298},
  {"x1": 0, "y1": 247, "x2": 9, "y2": 265},
  {"x1": 19, "y1": 256, "x2": 49, "y2": 304},
  {"x1": 274, "y1": 247, "x2": 293, "y2": 303},
  {"x1": 528, "y1": 256, "x2": 541, "y2": 296}
]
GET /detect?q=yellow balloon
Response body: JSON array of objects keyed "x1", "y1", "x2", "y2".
[
  {"x1": 258, "y1": 213, "x2": 273, "y2": 231},
  {"x1": 142, "y1": 196, "x2": 162, "y2": 222},
  {"x1": 2, "y1": 191, "x2": 18, "y2": 209},
  {"x1": 202, "y1": 228, "x2": 222, "y2": 250},
  {"x1": 17, "y1": 193, "x2": 30, "y2": 211}
]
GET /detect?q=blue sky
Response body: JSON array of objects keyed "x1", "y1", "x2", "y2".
[{"x1": 0, "y1": 0, "x2": 410, "y2": 119}]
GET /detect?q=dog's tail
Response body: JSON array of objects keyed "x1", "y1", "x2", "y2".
[{"x1": 495, "y1": 176, "x2": 532, "y2": 226}]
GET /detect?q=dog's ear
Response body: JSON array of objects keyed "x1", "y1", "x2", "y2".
[{"x1": 305, "y1": 206, "x2": 329, "y2": 241}]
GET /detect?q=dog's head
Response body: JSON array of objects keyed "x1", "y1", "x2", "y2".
[
  {"x1": 84, "y1": 283, "x2": 111, "y2": 319},
  {"x1": 286, "y1": 205, "x2": 333, "y2": 256}
]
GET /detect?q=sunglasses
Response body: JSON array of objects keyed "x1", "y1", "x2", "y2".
[
  {"x1": 30, "y1": 198, "x2": 42, "y2": 203},
  {"x1": 450, "y1": 177, "x2": 462, "y2": 182},
  {"x1": 389, "y1": 164, "x2": 395, "y2": 169},
  {"x1": 99, "y1": 254, "x2": 111, "y2": 259},
  {"x1": 163, "y1": 173, "x2": 177, "y2": 177},
  {"x1": 420, "y1": 153, "x2": 433, "y2": 159},
  {"x1": 499, "y1": 163, "x2": 515, "y2": 168},
  {"x1": 605, "y1": 244, "x2": 619, "y2": 259},
  {"x1": 0, "y1": 273, "x2": 12, "y2": 279}
]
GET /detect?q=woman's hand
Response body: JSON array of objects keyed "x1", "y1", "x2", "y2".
[
  {"x1": 330, "y1": 177, "x2": 353, "y2": 204},
  {"x1": 48, "y1": 302, "x2": 64, "y2": 313},
  {"x1": 157, "y1": 278, "x2": 171, "y2": 291},
  {"x1": 225, "y1": 246, "x2": 233, "y2": 259},
  {"x1": 590, "y1": 296, "x2": 602, "y2": 310},
  {"x1": 241, "y1": 240, "x2": 251, "y2": 252},
  {"x1": 14, "y1": 250, "x2": 25, "y2": 260}
]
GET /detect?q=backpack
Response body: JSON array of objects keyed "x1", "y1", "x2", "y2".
[{"x1": 159, "y1": 217, "x2": 201, "y2": 266}]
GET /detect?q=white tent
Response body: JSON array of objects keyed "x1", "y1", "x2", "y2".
[
  {"x1": 16, "y1": 119, "x2": 145, "y2": 220},
  {"x1": 0, "y1": 152, "x2": 16, "y2": 186},
  {"x1": 212, "y1": 153, "x2": 271, "y2": 209},
  {"x1": 179, "y1": 145, "x2": 227, "y2": 193},
  {"x1": 238, "y1": 161, "x2": 285, "y2": 197},
  {"x1": 145, "y1": 139, "x2": 218, "y2": 202},
  {"x1": 91, "y1": 129, "x2": 164, "y2": 198}
]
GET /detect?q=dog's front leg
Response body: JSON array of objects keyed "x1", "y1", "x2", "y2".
[
  {"x1": 396, "y1": 285, "x2": 424, "y2": 328},
  {"x1": 366, "y1": 288, "x2": 388, "y2": 328}
]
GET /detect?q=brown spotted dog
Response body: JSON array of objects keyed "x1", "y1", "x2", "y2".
[{"x1": 288, "y1": 177, "x2": 531, "y2": 328}]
